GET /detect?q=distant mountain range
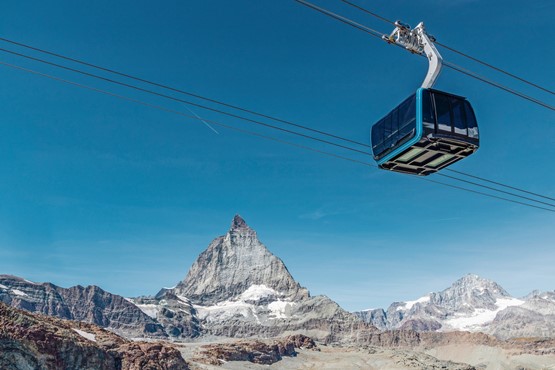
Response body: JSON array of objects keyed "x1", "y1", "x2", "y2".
[
  {"x1": 1, "y1": 215, "x2": 553, "y2": 342},
  {"x1": 354, "y1": 274, "x2": 555, "y2": 339},
  {"x1": 1, "y1": 215, "x2": 370, "y2": 342}
]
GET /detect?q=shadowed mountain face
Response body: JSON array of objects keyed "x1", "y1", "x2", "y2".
[{"x1": 169, "y1": 215, "x2": 309, "y2": 305}]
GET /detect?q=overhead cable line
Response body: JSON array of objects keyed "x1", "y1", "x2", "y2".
[
  {"x1": 442, "y1": 61, "x2": 555, "y2": 111},
  {"x1": 295, "y1": 0, "x2": 384, "y2": 39},
  {"x1": 339, "y1": 0, "x2": 555, "y2": 97},
  {"x1": 0, "y1": 60, "x2": 371, "y2": 167},
  {"x1": 340, "y1": 0, "x2": 395, "y2": 25},
  {"x1": 436, "y1": 42, "x2": 555, "y2": 97},
  {"x1": 0, "y1": 43, "x2": 555, "y2": 207},
  {"x1": 297, "y1": 0, "x2": 555, "y2": 111},
  {"x1": 445, "y1": 169, "x2": 555, "y2": 202},
  {"x1": 437, "y1": 173, "x2": 555, "y2": 209},
  {"x1": 0, "y1": 47, "x2": 371, "y2": 157},
  {"x1": 422, "y1": 178, "x2": 555, "y2": 213},
  {"x1": 1, "y1": 59, "x2": 554, "y2": 213},
  {"x1": 2, "y1": 43, "x2": 554, "y2": 208},
  {"x1": 0, "y1": 37, "x2": 369, "y2": 149}
]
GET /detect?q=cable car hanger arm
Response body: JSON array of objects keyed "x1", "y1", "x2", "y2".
[{"x1": 383, "y1": 21, "x2": 443, "y2": 89}]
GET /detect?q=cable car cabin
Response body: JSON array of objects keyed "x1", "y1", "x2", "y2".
[{"x1": 371, "y1": 88, "x2": 479, "y2": 176}]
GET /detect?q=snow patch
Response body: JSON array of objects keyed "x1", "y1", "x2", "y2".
[
  {"x1": 268, "y1": 300, "x2": 295, "y2": 319},
  {"x1": 195, "y1": 300, "x2": 258, "y2": 322},
  {"x1": 192, "y1": 285, "x2": 293, "y2": 323},
  {"x1": 11, "y1": 289, "x2": 28, "y2": 297},
  {"x1": 0, "y1": 284, "x2": 8, "y2": 290},
  {"x1": 397, "y1": 296, "x2": 430, "y2": 310},
  {"x1": 239, "y1": 285, "x2": 278, "y2": 301},
  {"x1": 135, "y1": 304, "x2": 159, "y2": 319},
  {"x1": 72, "y1": 328, "x2": 97, "y2": 342},
  {"x1": 176, "y1": 295, "x2": 191, "y2": 304},
  {"x1": 443, "y1": 297, "x2": 524, "y2": 331}
]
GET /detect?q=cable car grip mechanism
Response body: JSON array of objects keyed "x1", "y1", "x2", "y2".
[{"x1": 382, "y1": 21, "x2": 443, "y2": 89}]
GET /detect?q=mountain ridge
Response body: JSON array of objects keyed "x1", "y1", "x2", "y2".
[{"x1": 355, "y1": 273, "x2": 554, "y2": 339}]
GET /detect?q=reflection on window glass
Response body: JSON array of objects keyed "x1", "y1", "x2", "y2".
[
  {"x1": 451, "y1": 98, "x2": 467, "y2": 135},
  {"x1": 434, "y1": 93, "x2": 451, "y2": 132},
  {"x1": 465, "y1": 102, "x2": 479, "y2": 139},
  {"x1": 421, "y1": 90, "x2": 435, "y2": 125},
  {"x1": 371, "y1": 93, "x2": 419, "y2": 158}
]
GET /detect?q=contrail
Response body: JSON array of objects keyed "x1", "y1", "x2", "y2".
[{"x1": 185, "y1": 106, "x2": 219, "y2": 135}]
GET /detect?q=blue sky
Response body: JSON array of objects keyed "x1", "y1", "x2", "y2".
[{"x1": 0, "y1": 0, "x2": 554, "y2": 311}]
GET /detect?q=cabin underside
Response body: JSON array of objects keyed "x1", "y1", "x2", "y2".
[{"x1": 378, "y1": 136, "x2": 478, "y2": 176}]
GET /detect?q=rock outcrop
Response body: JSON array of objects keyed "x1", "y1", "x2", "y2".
[
  {"x1": 191, "y1": 334, "x2": 317, "y2": 366},
  {"x1": 0, "y1": 275, "x2": 166, "y2": 338},
  {"x1": 487, "y1": 290, "x2": 555, "y2": 339},
  {"x1": 0, "y1": 302, "x2": 188, "y2": 370}
]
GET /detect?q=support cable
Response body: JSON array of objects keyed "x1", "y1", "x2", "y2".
[
  {"x1": 0, "y1": 47, "x2": 372, "y2": 157},
  {"x1": 445, "y1": 169, "x2": 555, "y2": 202},
  {"x1": 338, "y1": 0, "x2": 555, "y2": 96},
  {"x1": 0, "y1": 37, "x2": 369, "y2": 149},
  {"x1": 2, "y1": 60, "x2": 555, "y2": 213},
  {"x1": 298, "y1": 0, "x2": 555, "y2": 111}
]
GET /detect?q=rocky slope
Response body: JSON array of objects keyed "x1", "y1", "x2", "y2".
[
  {"x1": 0, "y1": 275, "x2": 166, "y2": 339},
  {"x1": 487, "y1": 290, "x2": 555, "y2": 339},
  {"x1": 0, "y1": 302, "x2": 188, "y2": 370},
  {"x1": 355, "y1": 274, "x2": 555, "y2": 339},
  {"x1": 171, "y1": 215, "x2": 309, "y2": 305},
  {"x1": 132, "y1": 215, "x2": 372, "y2": 342},
  {"x1": 191, "y1": 334, "x2": 317, "y2": 366}
]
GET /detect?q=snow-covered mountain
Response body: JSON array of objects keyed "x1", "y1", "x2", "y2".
[
  {"x1": 170, "y1": 214, "x2": 309, "y2": 305},
  {"x1": 131, "y1": 215, "x2": 369, "y2": 341},
  {"x1": 3, "y1": 216, "x2": 552, "y2": 342},
  {"x1": 355, "y1": 274, "x2": 554, "y2": 339}
]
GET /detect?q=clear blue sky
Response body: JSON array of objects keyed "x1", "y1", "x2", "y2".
[{"x1": 0, "y1": 0, "x2": 554, "y2": 311}]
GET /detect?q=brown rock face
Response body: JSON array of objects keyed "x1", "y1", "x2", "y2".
[
  {"x1": 192, "y1": 334, "x2": 318, "y2": 366},
  {"x1": 0, "y1": 302, "x2": 189, "y2": 370}
]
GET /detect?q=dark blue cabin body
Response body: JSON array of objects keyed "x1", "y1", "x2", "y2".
[{"x1": 371, "y1": 88, "x2": 479, "y2": 176}]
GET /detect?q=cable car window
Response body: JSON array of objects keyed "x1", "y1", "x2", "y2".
[
  {"x1": 421, "y1": 90, "x2": 434, "y2": 130},
  {"x1": 451, "y1": 98, "x2": 467, "y2": 135},
  {"x1": 434, "y1": 93, "x2": 452, "y2": 132},
  {"x1": 384, "y1": 113, "x2": 392, "y2": 148},
  {"x1": 390, "y1": 108, "x2": 399, "y2": 141},
  {"x1": 465, "y1": 101, "x2": 479, "y2": 139},
  {"x1": 398, "y1": 95, "x2": 416, "y2": 139}
]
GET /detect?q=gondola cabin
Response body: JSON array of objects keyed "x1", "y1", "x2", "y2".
[{"x1": 371, "y1": 88, "x2": 479, "y2": 176}]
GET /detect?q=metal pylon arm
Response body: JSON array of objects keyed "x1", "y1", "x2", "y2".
[{"x1": 383, "y1": 21, "x2": 443, "y2": 89}]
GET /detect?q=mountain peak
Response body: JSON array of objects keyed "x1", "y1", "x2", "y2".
[
  {"x1": 230, "y1": 214, "x2": 248, "y2": 230},
  {"x1": 451, "y1": 274, "x2": 508, "y2": 295},
  {"x1": 170, "y1": 216, "x2": 309, "y2": 305}
]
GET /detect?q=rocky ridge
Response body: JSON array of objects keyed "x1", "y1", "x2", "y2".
[
  {"x1": 0, "y1": 302, "x2": 188, "y2": 370},
  {"x1": 0, "y1": 275, "x2": 166, "y2": 339},
  {"x1": 191, "y1": 334, "x2": 317, "y2": 366},
  {"x1": 355, "y1": 274, "x2": 555, "y2": 339}
]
